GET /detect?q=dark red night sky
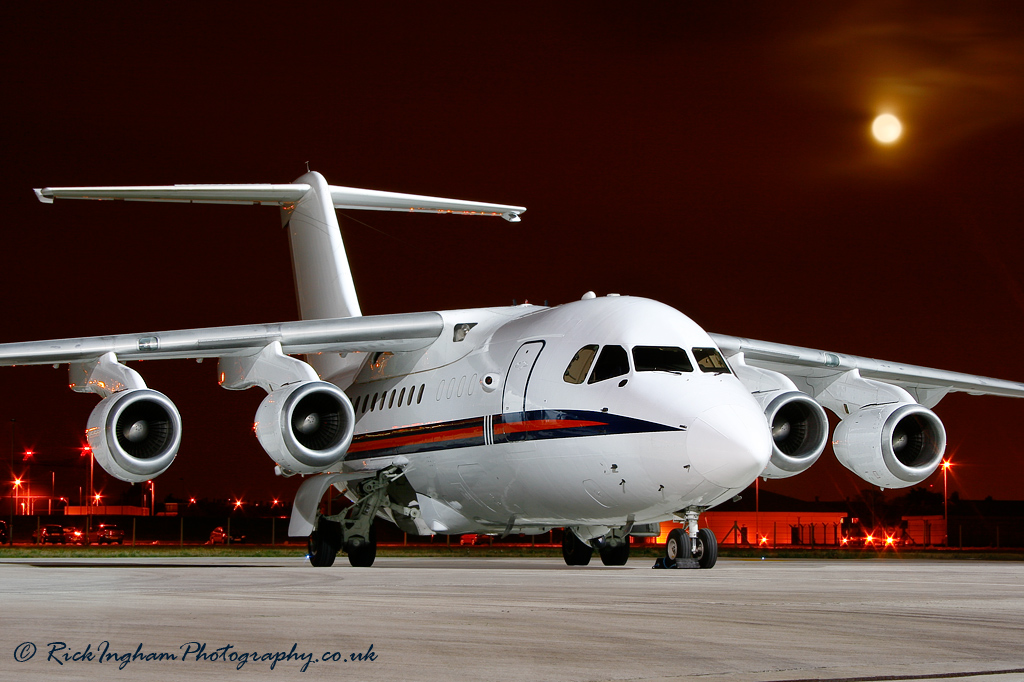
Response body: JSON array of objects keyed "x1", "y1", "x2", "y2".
[{"x1": 1, "y1": 4, "x2": 1022, "y2": 507}]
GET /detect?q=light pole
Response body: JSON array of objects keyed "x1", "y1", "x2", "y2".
[
  {"x1": 941, "y1": 459, "x2": 953, "y2": 545},
  {"x1": 9, "y1": 419, "x2": 14, "y2": 544}
]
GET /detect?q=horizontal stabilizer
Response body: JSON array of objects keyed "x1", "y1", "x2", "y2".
[{"x1": 34, "y1": 182, "x2": 526, "y2": 221}]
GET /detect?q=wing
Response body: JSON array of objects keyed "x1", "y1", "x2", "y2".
[
  {"x1": 0, "y1": 312, "x2": 443, "y2": 366},
  {"x1": 712, "y1": 333, "x2": 1024, "y2": 409}
]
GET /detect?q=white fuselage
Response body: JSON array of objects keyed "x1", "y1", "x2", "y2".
[{"x1": 338, "y1": 296, "x2": 772, "y2": 536}]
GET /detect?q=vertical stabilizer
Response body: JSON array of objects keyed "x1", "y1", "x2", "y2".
[
  {"x1": 283, "y1": 172, "x2": 363, "y2": 383},
  {"x1": 284, "y1": 171, "x2": 362, "y2": 320}
]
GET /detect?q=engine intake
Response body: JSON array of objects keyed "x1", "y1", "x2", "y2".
[
  {"x1": 254, "y1": 381, "x2": 355, "y2": 474},
  {"x1": 760, "y1": 392, "x2": 829, "y2": 479},
  {"x1": 86, "y1": 388, "x2": 182, "y2": 483},
  {"x1": 833, "y1": 403, "x2": 946, "y2": 489}
]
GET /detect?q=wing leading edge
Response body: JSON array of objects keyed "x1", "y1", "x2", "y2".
[
  {"x1": 712, "y1": 333, "x2": 1024, "y2": 407},
  {"x1": 0, "y1": 312, "x2": 444, "y2": 367}
]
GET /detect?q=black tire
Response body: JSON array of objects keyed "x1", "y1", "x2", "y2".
[
  {"x1": 346, "y1": 525, "x2": 377, "y2": 568},
  {"x1": 561, "y1": 529, "x2": 593, "y2": 566},
  {"x1": 308, "y1": 519, "x2": 342, "y2": 568},
  {"x1": 695, "y1": 527, "x2": 718, "y2": 569},
  {"x1": 598, "y1": 539, "x2": 630, "y2": 566},
  {"x1": 665, "y1": 528, "x2": 692, "y2": 561}
]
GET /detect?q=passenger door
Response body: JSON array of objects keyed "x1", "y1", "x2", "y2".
[{"x1": 502, "y1": 341, "x2": 544, "y2": 414}]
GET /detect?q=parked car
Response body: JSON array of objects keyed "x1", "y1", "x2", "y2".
[
  {"x1": 0, "y1": 520, "x2": 9, "y2": 544},
  {"x1": 208, "y1": 526, "x2": 245, "y2": 544},
  {"x1": 32, "y1": 524, "x2": 65, "y2": 544},
  {"x1": 63, "y1": 526, "x2": 85, "y2": 544},
  {"x1": 95, "y1": 523, "x2": 124, "y2": 545}
]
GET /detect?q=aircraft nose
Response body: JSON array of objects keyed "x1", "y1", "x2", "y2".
[{"x1": 687, "y1": 402, "x2": 772, "y2": 489}]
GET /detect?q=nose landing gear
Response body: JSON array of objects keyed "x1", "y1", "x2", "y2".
[{"x1": 661, "y1": 508, "x2": 718, "y2": 569}]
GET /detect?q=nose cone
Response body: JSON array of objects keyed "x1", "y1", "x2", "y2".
[{"x1": 688, "y1": 403, "x2": 772, "y2": 488}]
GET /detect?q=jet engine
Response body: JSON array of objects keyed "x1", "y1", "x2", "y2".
[
  {"x1": 832, "y1": 403, "x2": 946, "y2": 489},
  {"x1": 759, "y1": 392, "x2": 830, "y2": 479},
  {"x1": 85, "y1": 388, "x2": 182, "y2": 483},
  {"x1": 254, "y1": 381, "x2": 356, "y2": 475}
]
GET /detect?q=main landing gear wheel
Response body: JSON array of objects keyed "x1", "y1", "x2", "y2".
[
  {"x1": 345, "y1": 524, "x2": 377, "y2": 567},
  {"x1": 308, "y1": 519, "x2": 342, "y2": 568},
  {"x1": 562, "y1": 529, "x2": 593, "y2": 566},
  {"x1": 665, "y1": 528, "x2": 691, "y2": 562},
  {"x1": 694, "y1": 527, "x2": 718, "y2": 569},
  {"x1": 598, "y1": 540, "x2": 630, "y2": 566}
]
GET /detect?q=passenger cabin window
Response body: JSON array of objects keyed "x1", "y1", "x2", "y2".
[
  {"x1": 588, "y1": 345, "x2": 630, "y2": 384},
  {"x1": 693, "y1": 347, "x2": 731, "y2": 374},
  {"x1": 563, "y1": 345, "x2": 599, "y2": 384}
]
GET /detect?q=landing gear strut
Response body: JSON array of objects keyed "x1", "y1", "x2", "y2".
[{"x1": 308, "y1": 466, "x2": 403, "y2": 568}]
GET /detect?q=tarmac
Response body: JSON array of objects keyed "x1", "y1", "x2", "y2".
[{"x1": 1, "y1": 556, "x2": 1022, "y2": 682}]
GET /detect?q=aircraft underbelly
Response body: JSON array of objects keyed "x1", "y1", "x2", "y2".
[{"x1": 403, "y1": 430, "x2": 710, "y2": 528}]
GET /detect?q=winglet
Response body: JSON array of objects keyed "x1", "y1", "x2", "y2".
[{"x1": 34, "y1": 188, "x2": 53, "y2": 204}]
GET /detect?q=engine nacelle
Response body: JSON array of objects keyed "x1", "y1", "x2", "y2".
[
  {"x1": 254, "y1": 381, "x2": 356, "y2": 475},
  {"x1": 833, "y1": 403, "x2": 946, "y2": 489},
  {"x1": 760, "y1": 391, "x2": 830, "y2": 479},
  {"x1": 86, "y1": 388, "x2": 182, "y2": 483}
]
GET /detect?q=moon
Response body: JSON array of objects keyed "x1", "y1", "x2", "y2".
[{"x1": 872, "y1": 114, "x2": 902, "y2": 143}]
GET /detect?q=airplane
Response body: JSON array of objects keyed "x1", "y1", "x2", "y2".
[{"x1": 3, "y1": 171, "x2": 1023, "y2": 568}]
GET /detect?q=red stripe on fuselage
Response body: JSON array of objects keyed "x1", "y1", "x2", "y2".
[
  {"x1": 349, "y1": 425, "x2": 484, "y2": 453},
  {"x1": 495, "y1": 419, "x2": 605, "y2": 435}
]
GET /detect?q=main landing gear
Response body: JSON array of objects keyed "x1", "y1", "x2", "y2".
[
  {"x1": 308, "y1": 466, "x2": 403, "y2": 568},
  {"x1": 562, "y1": 527, "x2": 631, "y2": 566},
  {"x1": 663, "y1": 509, "x2": 717, "y2": 569}
]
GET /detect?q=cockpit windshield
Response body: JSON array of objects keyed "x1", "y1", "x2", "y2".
[
  {"x1": 588, "y1": 345, "x2": 630, "y2": 383},
  {"x1": 632, "y1": 346, "x2": 693, "y2": 373},
  {"x1": 692, "y1": 347, "x2": 731, "y2": 374}
]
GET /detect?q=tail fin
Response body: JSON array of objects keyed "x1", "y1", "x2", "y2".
[{"x1": 284, "y1": 171, "x2": 362, "y2": 321}]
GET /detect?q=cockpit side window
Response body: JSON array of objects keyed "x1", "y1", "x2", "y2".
[
  {"x1": 693, "y1": 347, "x2": 731, "y2": 374},
  {"x1": 632, "y1": 346, "x2": 694, "y2": 373},
  {"x1": 587, "y1": 345, "x2": 630, "y2": 384},
  {"x1": 563, "y1": 344, "x2": 599, "y2": 384}
]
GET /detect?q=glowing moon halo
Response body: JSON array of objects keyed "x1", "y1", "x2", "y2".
[{"x1": 872, "y1": 114, "x2": 902, "y2": 143}]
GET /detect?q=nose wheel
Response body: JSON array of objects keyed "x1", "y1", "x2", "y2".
[
  {"x1": 665, "y1": 528, "x2": 691, "y2": 562},
  {"x1": 693, "y1": 527, "x2": 718, "y2": 569}
]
